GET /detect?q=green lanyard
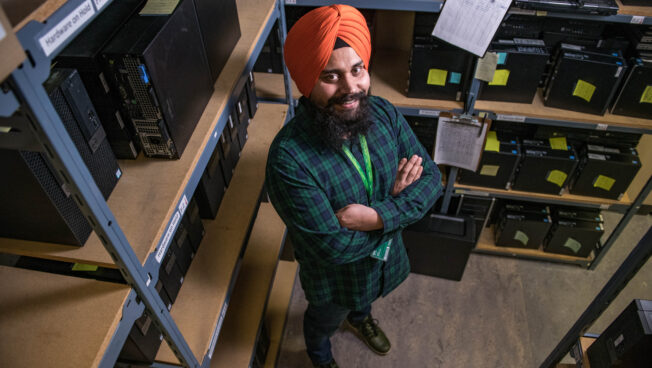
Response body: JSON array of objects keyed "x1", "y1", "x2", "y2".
[{"x1": 342, "y1": 135, "x2": 373, "y2": 203}]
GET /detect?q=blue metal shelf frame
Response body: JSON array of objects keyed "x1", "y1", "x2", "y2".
[
  {"x1": 285, "y1": 0, "x2": 443, "y2": 12},
  {"x1": 0, "y1": 0, "x2": 294, "y2": 366},
  {"x1": 508, "y1": 7, "x2": 652, "y2": 25}
]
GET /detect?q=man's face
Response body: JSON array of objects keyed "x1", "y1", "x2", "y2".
[{"x1": 309, "y1": 46, "x2": 370, "y2": 120}]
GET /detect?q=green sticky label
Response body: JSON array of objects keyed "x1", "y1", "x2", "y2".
[
  {"x1": 593, "y1": 175, "x2": 616, "y2": 191},
  {"x1": 572, "y1": 80, "x2": 596, "y2": 103},
  {"x1": 72, "y1": 263, "x2": 98, "y2": 272},
  {"x1": 563, "y1": 237, "x2": 582, "y2": 254},
  {"x1": 514, "y1": 230, "x2": 529, "y2": 247},
  {"x1": 546, "y1": 170, "x2": 568, "y2": 188},
  {"x1": 371, "y1": 239, "x2": 392, "y2": 262},
  {"x1": 640, "y1": 85, "x2": 652, "y2": 104},
  {"x1": 427, "y1": 69, "x2": 448, "y2": 86},
  {"x1": 480, "y1": 164, "x2": 500, "y2": 176},
  {"x1": 549, "y1": 137, "x2": 568, "y2": 150},
  {"x1": 485, "y1": 131, "x2": 500, "y2": 152}
]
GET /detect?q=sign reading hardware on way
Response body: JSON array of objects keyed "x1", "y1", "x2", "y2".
[
  {"x1": 156, "y1": 211, "x2": 181, "y2": 263},
  {"x1": 38, "y1": 0, "x2": 95, "y2": 57}
]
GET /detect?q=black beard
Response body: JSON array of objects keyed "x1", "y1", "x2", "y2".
[{"x1": 305, "y1": 92, "x2": 373, "y2": 150}]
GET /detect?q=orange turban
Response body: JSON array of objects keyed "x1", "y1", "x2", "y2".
[{"x1": 284, "y1": 5, "x2": 371, "y2": 97}]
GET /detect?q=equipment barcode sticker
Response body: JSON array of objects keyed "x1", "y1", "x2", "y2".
[
  {"x1": 418, "y1": 109, "x2": 440, "y2": 117},
  {"x1": 208, "y1": 302, "x2": 229, "y2": 359},
  {"x1": 496, "y1": 114, "x2": 526, "y2": 122},
  {"x1": 38, "y1": 0, "x2": 95, "y2": 56},
  {"x1": 631, "y1": 16, "x2": 645, "y2": 25},
  {"x1": 156, "y1": 211, "x2": 181, "y2": 263},
  {"x1": 178, "y1": 195, "x2": 188, "y2": 215},
  {"x1": 596, "y1": 123, "x2": 608, "y2": 131}
]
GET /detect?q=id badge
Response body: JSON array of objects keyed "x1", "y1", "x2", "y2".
[{"x1": 371, "y1": 239, "x2": 392, "y2": 262}]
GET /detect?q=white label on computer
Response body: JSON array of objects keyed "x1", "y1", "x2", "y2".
[
  {"x1": 38, "y1": 0, "x2": 95, "y2": 57},
  {"x1": 178, "y1": 194, "x2": 188, "y2": 215},
  {"x1": 418, "y1": 109, "x2": 439, "y2": 117},
  {"x1": 631, "y1": 16, "x2": 645, "y2": 25},
  {"x1": 93, "y1": 0, "x2": 110, "y2": 10},
  {"x1": 208, "y1": 302, "x2": 229, "y2": 359},
  {"x1": 156, "y1": 211, "x2": 181, "y2": 263},
  {"x1": 496, "y1": 114, "x2": 526, "y2": 122},
  {"x1": 615, "y1": 66, "x2": 623, "y2": 78}
]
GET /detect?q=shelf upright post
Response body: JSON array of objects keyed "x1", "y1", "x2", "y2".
[
  {"x1": 539, "y1": 225, "x2": 652, "y2": 368},
  {"x1": 7, "y1": 18, "x2": 201, "y2": 368},
  {"x1": 278, "y1": 0, "x2": 295, "y2": 117},
  {"x1": 589, "y1": 175, "x2": 652, "y2": 270},
  {"x1": 439, "y1": 58, "x2": 481, "y2": 214}
]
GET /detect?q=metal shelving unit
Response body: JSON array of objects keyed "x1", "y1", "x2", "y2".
[{"x1": 0, "y1": 0, "x2": 293, "y2": 366}]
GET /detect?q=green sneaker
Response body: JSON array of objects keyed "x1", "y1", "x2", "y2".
[
  {"x1": 346, "y1": 315, "x2": 391, "y2": 355},
  {"x1": 313, "y1": 359, "x2": 339, "y2": 368}
]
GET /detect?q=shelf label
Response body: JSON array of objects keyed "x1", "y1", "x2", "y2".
[
  {"x1": 631, "y1": 16, "x2": 645, "y2": 25},
  {"x1": 0, "y1": 19, "x2": 6, "y2": 41},
  {"x1": 38, "y1": 0, "x2": 95, "y2": 57},
  {"x1": 596, "y1": 123, "x2": 608, "y2": 131},
  {"x1": 496, "y1": 114, "x2": 526, "y2": 122},
  {"x1": 156, "y1": 211, "x2": 181, "y2": 263},
  {"x1": 178, "y1": 194, "x2": 188, "y2": 215},
  {"x1": 285, "y1": 0, "x2": 296, "y2": 4},
  {"x1": 418, "y1": 109, "x2": 440, "y2": 117},
  {"x1": 208, "y1": 302, "x2": 229, "y2": 359},
  {"x1": 93, "y1": 0, "x2": 110, "y2": 10}
]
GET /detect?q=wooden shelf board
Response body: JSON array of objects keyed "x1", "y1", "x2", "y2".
[
  {"x1": 254, "y1": 72, "x2": 301, "y2": 100},
  {"x1": 370, "y1": 48, "x2": 463, "y2": 112},
  {"x1": 372, "y1": 48, "x2": 652, "y2": 130},
  {"x1": 264, "y1": 260, "x2": 298, "y2": 368},
  {"x1": 1, "y1": 0, "x2": 64, "y2": 31},
  {"x1": 154, "y1": 102, "x2": 286, "y2": 364},
  {"x1": 1, "y1": 5, "x2": 25, "y2": 81},
  {"x1": 0, "y1": 0, "x2": 279, "y2": 268},
  {"x1": 0, "y1": 265, "x2": 130, "y2": 368},
  {"x1": 476, "y1": 225, "x2": 595, "y2": 263},
  {"x1": 208, "y1": 203, "x2": 286, "y2": 368},
  {"x1": 456, "y1": 183, "x2": 632, "y2": 208},
  {"x1": 617, "y1": 0, "x2": 652, "y2": 18}
]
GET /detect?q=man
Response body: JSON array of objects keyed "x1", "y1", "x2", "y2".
[{"x1": 265, "y1": 5, "x2": 442, "y2": 368}]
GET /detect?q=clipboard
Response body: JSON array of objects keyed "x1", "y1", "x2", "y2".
[{"x1": 434, "y1": 112, "x2": 492, "y2": 172}]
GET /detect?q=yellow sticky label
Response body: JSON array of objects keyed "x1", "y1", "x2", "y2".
[
  {"x1": 640, "y1": 85, "x2": 652, "y2": 104},
  {"x1": 485, "y1": 131, "x2": 500, "y2": 152},
  {"x1": 72, "y1": 263, "x2": 99, "y2": 272},
  {"x1": 594, "y1": 175, "x2": 616, "y2": 191},
  {"x1": 514, "y1": 230, "x2": 529, "y2": 246},
  {"x1": 488, "y1": 69, "x2": 510, "y2": 86},
  {"x1": 427, "y1": 69, "x2": 448, "y2": 86},
  {"x1": 480, "y1": 165, "x2": 500, "y2": 176},
  {"x1": 546, "y1": 170, "x2": 568, "y2": 187},
  {"x1": 572, "y1": 80, "x2": 596, "y2": 103},
  {"x1": 549, "y1": 137, "x2": 568, "y2": 150}
]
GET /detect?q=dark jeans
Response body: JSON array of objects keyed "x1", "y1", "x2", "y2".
[{"x1": 303, "y1": 301, "x2": 371, "y2": 365}]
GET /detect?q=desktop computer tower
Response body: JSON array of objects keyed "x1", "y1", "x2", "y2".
[
  {"x1": 511, "y1": 144, "x2": 578, "y2": 195},
  {"x1": 195, "y1": 144, "x2": 227, "y2": 219},
  {"x1": 458, "y1": 141, "x2": 521, "y2": 190},
  {"x1": 611, "y1": 57, "x2": 652, "y2": 119},
  {"x1": 0, "y1": 68, "x2": 121, "y2": 246},
  {"x1": 101, "y1": 0, "x2": 213, "y2": 159},
  {"x1": 56, "y1": 0, "x2": 145, "y2": 159}
]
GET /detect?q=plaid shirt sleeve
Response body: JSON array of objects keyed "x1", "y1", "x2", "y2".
[
  {"x1": 266, "y1": 144, "x2": 384, "y2": 266},
  {"x1": 370, "y1": 98, "x2": 442, "y2": 234}
]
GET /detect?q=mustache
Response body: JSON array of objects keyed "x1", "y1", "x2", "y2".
[{"x1": 327, "y1": 92, "x2": 368, "y2": 106}]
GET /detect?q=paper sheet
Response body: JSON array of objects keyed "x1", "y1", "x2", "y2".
[
  {"x1": 434, "y1": 114, "x2": 490, "y2": 172},
  {"x1": 485, "y1": 131, "x2": 500, "y2": 152},
  {"x1": 432, "y1": 0, "x2": 512, "y2": 57},
  {"x1": 546, "y1": 169, "x2": 568, "y2": 188}
]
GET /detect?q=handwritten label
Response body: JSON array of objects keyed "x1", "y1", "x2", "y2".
[
  {"x1": 631, "y1": 16, "x2": 645, "y2": 25},
  {"x1": 155, "y1": 211, "x2": 181, "y2": 263},
  {"x1": 208, "y1": 302, "x2": 229, "y2": 359},
  {"x1": 485, "y1": 131, "x2": 500, "y2": 152},
  {"x1": 594, "y1": 175, "x2": 616, "y2": 191},
  {"x1": 514, "y1": 230, "x2": 529, "y2": 246},
  {"x1": 480, "y1": 164, "x2": 499, "y2": 176},
  {"x1": 547, "y1": 170, "x2": 568, "y2": 188},
  {"x1": 93, "y1": 0, "x2": 110, "y2": 10},
  {"x1": 38, "y1": 0, "x2": 95, "y2": 57},
  {"x1": 640, "y1": 86, "x2": 652, "y2": 104},
  {"x1": 549, "y1": 137, "x2": 568, "y2": 150},
  {"x1": 418, "y1": 109, "x2": 440, "y2": 117},
  {"x1": 496, "y1": 114, "x2": 526, "y2": 122},
  {"x1": 489, "y1": 69, "x2": 510, "y2": 86}
]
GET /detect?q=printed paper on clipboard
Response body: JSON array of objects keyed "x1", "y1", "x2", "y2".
[
  {"x1": 432, "y1": 0, "x2": 512, "y2": 57},
  {"x1": 434, "y1": 112, "x2": 491, "y2": 172}
]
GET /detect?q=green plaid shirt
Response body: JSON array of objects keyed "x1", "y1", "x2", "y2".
[{"x1": 266, "y1": 96, "x2": 442, "y2": 310}]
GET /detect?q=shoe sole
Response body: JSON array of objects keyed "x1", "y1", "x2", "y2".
[{"x1": 344, "y1": 320, "x2": 391, "y2": 356}]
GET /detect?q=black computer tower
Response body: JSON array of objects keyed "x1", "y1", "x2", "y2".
[
  {"x1": 569, "y1": 145, "x2": 641, "y2": 200},
  {"x1": 159, "y1": 248, "x2": 185, "y2": 302},
  {"x1": 611, "y1": 57, "x2": 652, "y2": 119},
  {"x1": 454, "y1": 195, "x2": 495, "y2": 241},
  {"x1": 543, "y1": 45, "x2": 626, "y2": 115},
  {"x1": 235, "y1": 85, "x2": 250, "y2": 151},
  {"x1": 193, "y1": 0, "x2": 241, "y2": 82},
  {"x1": 512, "y1": 144, "x2": 579, "y2": 195},
  {"x1": 407, "y1": 38, "x2": 474, "y2": 101},
  {"x1": 495, "y1": 210, "x2": 552, "y2": 249},
  {"x1": 543, "y1": 218, "x2": 603, "y2": 257},
  {"x1": 0, "y1": 69, "x2": 121, "y2": 246},
  {"x1": 195, "y1": 143, "x2": 227, "y2": 219},
  {"x1": 56, "y1": 0, "x2": 145, "y2": 159},
  {"x1": 458, "y1": 141, "x2": 521, "y2": 189},
  {"x1": 245, "y1": 72, "x2": 258, "y2": 119},
  {"x1": 480, "y1": 39, "x2": 549, "y2": 103},
  {"x1": 406, "y1": 116, "x2": 437, "y2": 158},
  {"x1": 587, "y1": 299, "x2": 652, "y2": 368},
  {"x1": 402, "y1": 214, "x2": 476, "y2": 281},
  {"x1": 101, "y1": 0, "x2": 213, "y2": 159}
]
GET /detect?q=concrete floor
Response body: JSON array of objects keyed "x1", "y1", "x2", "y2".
[{"x1": 276, "y1": 212, "x2": 652, "y2": 368}]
